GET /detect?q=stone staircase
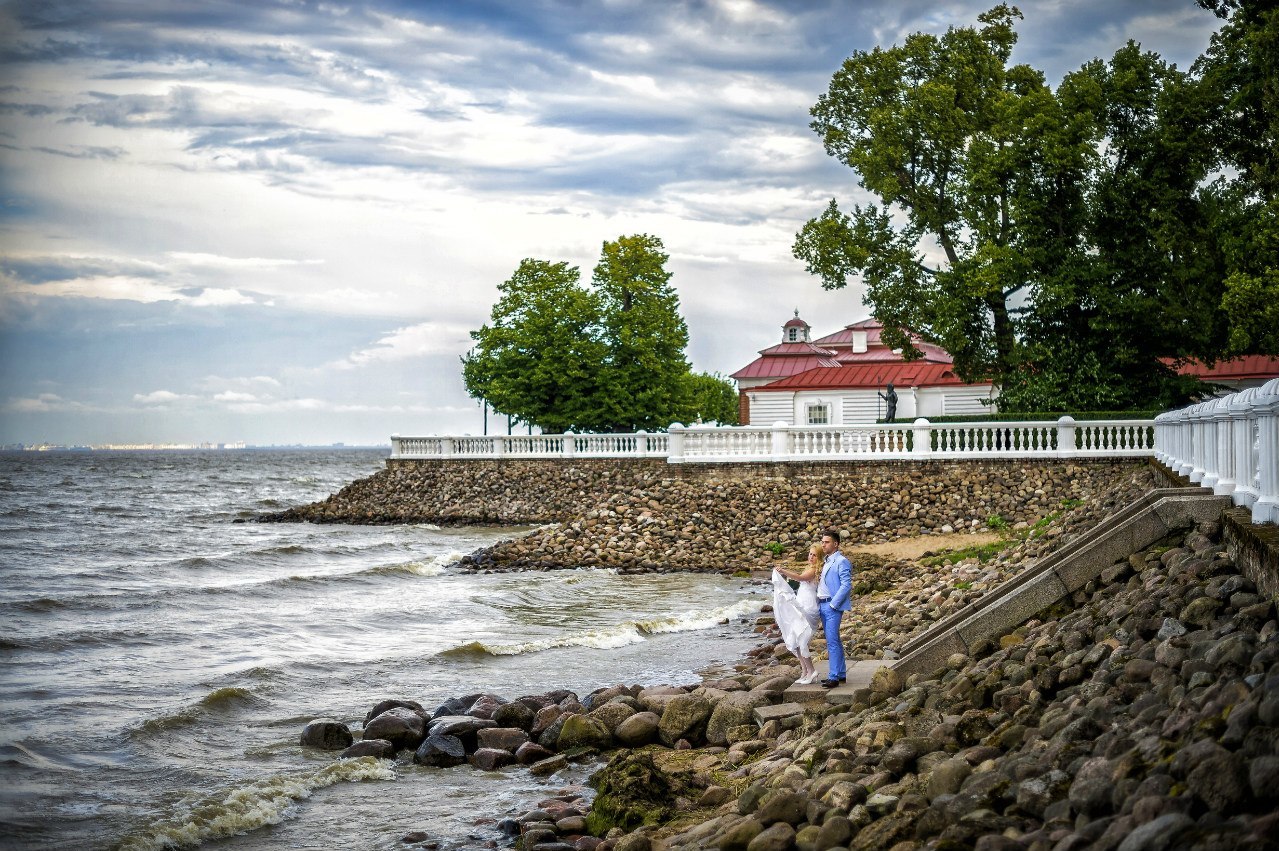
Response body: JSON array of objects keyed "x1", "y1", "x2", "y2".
[{"x1": 783, "y1": 486, "x2": 1230, "y2": 706}]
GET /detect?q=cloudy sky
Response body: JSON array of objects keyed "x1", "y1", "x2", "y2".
[{"x1": 0, "y1": 0, "x2": 1222, "y2": 446}]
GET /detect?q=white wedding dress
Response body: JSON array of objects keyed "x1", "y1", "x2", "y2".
[{"x1": 772, "y1": 569, "x2": 819, "y2": 662}]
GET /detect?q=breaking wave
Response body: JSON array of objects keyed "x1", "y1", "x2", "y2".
[
  {"x1": 439, "y1": 598, "x2": 763, "y2": 658},
  {"x1": 132, "y1": 687, "x2": 263, "y2": 738},
  {"x1": 115, "y1": 757, "x2": 396, "y2": 851}
]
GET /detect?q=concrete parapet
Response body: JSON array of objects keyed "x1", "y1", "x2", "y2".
[{"x1": 892, "y1": 488, "x2": 1231, "y2": 679}]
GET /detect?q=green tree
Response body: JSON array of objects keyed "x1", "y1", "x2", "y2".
[
  {"x1": 593, "y1": 234, "x2": 693, "y2": 431},
  {"x1": 461, "y1": 259, "x2": 605, "y2": 433},
  {"x1": 795, "y1": 4, "x2": 1260, "y2": 412},
  {"x1": 684, "y1": 371, "x2": 739, "y2": 425},
  {"x1": 1015, "y1": 43, "x2": 1226, "y2": 410},
  {"x1": 793, "y1": 5, "x2": 1054, "y2": 384},
  {"x1": 462, "y1": 235, "x2": 705, "y2": 433},
  {"x1": 1196, "y1": 0, "x2": 1279, "y2": 355}
]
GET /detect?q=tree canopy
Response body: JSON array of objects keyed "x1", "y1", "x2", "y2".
[
  {"x1": 795, "y1": 3, "x2": 1275, "y2": 412},
  {"x1": 462, "y1": 235, "x2": 737, "y2": 433}
]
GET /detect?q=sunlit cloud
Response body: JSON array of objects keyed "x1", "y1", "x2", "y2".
[
  {"x1": 336, "y1": 321, "x2": 474, "y2": 369},
  {"x1": 188, "y1": 288, "x2": 256, "y2": 307},
  {"x1": 3, "y1": 393, "x2": 92, "y2": 413},
  {"x1": 134, "y1": 390, "x2": 197, "y2": 405}
]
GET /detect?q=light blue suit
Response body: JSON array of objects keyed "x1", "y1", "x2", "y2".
[{"x1": 818, "y1": 550, "x2": 853, "y2": 680}]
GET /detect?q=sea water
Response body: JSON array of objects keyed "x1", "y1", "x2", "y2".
[{"x1": 0, "y1": 449, "x2": 766, "y2": 850}]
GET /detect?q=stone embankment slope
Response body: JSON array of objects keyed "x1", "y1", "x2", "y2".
[
  {"x1": 262, "y1": 458, "x2": 1153, "y2": 573},
  {"x1": 613, "y1": 519, "x2": 1279, "y2": 851}
]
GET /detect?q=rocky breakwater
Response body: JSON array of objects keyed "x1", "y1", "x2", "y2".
[
  {"x1": 297, "y1": 659, "x2": 821, "y2": 849},
  {"x1": 593, "y1": 520, "x2": 1279, "y2": 851},
  {"x1": 259, "y1": 459, "x2": 1152, "y2": 574}
]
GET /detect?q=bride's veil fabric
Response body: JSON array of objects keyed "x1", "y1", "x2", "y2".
[{"x1": 772, "y1": 568, "x2": 818, "y2": 659}]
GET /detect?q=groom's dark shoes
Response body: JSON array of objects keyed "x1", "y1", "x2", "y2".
[{"x1": 821, "y1": 678, "x2": 840, "y2": 688}]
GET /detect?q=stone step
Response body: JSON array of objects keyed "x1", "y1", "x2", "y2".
[
  {"x1": 752, "y1": 702, "x2": 806, "y2": 725},
  {"x1": 781, "y1": 660, "x2": 886, "y2": 704}
]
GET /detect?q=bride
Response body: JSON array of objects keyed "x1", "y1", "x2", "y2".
[{"x1": 772, "y1": 543, "x2": 822, "y2": 684}]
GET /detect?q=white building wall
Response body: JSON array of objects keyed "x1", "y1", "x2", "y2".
[
  {"x1": 756, "y1": 385, "x2": 995, "y2": 425},
  {"x1": 747, "y1": 392, "x2": 795, "y2": 425},
  {"x1": 917, "y1": 386, "x2": 996, "y2": 417}
]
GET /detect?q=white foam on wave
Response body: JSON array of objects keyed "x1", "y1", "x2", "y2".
[
  {"x1": 116, "y1": 757, "x2": 395, "y2": 851},
  {"x1": 474, "y1": 623, "x2": 648, "y2": 655},
  {"x1": 448, "y1": 596, "x2": 762, "y2": 657},
  {"x1": 639, "y1": 598, "x2": 764, "y2": 635}
]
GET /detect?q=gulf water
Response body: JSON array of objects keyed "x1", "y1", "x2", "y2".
[{"x1": 0, "y1": 449, "x2": 766, "y2": 850}]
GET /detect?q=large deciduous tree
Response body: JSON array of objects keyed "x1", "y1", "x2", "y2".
[
  {"x1": 794, "y1": 5, "x2": 1044, "y2": 385},
  {"x1": 593, "y1": 234, "x2": 693, "y2": 432},
  {"x1": 461, "y1": 259, "x2": 604, "y2": 433},
  {"x1": 462, "y1": 235, "x2": 732, "y2": 433},
  {"x1": 1196, "y1": 0, "x2": 1279, "y2": 356},
  {"x1": 795, "y1": 3, "x2": 1268, "y2": 412}
]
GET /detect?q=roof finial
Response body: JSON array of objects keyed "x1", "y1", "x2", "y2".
[{"x1": 794, "y1": 308, "x2": 799, "y2": 318}]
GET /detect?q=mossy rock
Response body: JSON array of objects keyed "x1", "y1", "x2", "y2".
[{"x1": 585, "y1": 749, "x2": 691, "y2": 836}]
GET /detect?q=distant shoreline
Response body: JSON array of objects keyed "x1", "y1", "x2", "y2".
[{"x1": 0, "y1": 444, "x2": 391, "y2": 452}]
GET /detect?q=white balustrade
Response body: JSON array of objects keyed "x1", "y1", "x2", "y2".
[
  {"x1": 1155, "y1": 378, "x2": 1279, "y2": 525},
  {"x1": 392, "y1": 415, "x2": 1164, "y2": 465}
]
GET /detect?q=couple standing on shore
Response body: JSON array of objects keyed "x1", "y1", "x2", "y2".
[{"x1": 770, "y1": 529, "x2": 853, "y2": 688}]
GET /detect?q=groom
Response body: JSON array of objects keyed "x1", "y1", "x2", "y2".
[{"x1": 817, "y1": 528, "x2": 853, "y2": 689}]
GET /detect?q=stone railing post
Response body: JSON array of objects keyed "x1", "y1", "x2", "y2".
[
  {"x1": 1228, "y1": 391, "x2": 1256, "y2": 505},
  {"x1": 492, "y1": 436, "x2": 505, "y2": 458},
  {"x1": 1254, "y1": 378, "x2": 1279, "y2": 524},
  {"x1": 635, "y1": 430, "x2": 647, "y2": 458},
  {"x1": 667, "y1": 423, "x2": 685, "y2": 464},
  {"x1": 912, "y1": 418, "x2": 932, "y2": 457},
  {"x1": 771, "y1": 421, "x2": 789, "y2": 462},
  {"x1": 1056, "y1": 416, "x2": 1077, "y2": 457},
  {"x1": 390, "y1": 435, "x2": 401, "y2": 458},
  {"x1": 562, "y1": 431, "x2": 576, "y2": 458},
  {"x1": 440, "y1": 436, "x2": 455, "y2": 458},
  {"x1": 1204, "y1": 396, "x2": 1232, "y2": 492}
]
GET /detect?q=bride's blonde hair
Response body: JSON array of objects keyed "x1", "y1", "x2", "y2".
[{"x1": 808, "y1": 542, "x2": 823, "y2": 559}]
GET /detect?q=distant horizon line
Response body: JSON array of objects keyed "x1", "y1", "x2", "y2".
[{"x1": 2, "y1": 443, "x2": 392, "y2": 451}]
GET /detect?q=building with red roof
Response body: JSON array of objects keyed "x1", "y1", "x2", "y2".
[
  {"x1": 731, "y1": 314, "x2": 992, "y2": 425},
  {"x1": 731, "y1": 313, "x2": 1279, "y2": 427},
  {"x1": 1169, "y1": 355, "x2": 1279, "y2": 392}
]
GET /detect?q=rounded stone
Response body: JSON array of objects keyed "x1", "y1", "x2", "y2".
[{"x1": 299, "y1": 718, "x2": 353, "y2": 751}]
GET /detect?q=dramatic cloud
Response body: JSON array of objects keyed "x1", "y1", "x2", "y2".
[{"x1": 0, "y1": 0, "x2": 1224, "y2": 445}]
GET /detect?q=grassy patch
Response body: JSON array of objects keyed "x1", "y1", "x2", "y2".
[{"x1": 921, "y1": 540, "x2": 1009, "y2": 567}]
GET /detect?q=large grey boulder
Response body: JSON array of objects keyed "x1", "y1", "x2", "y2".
[
  {"x1": 340, "y1": 739, "x2": 394, "y2": 759},
  {"x1": 556, "y1": 714, "x2": 613, "y2": 750},
  {"x1": 658, "y1": 694, "x2": 714, "y2": 747},
  {"x1": 476, "y1": 727, "x2": 529, "y2": 752},
  {"x1": 414, "y1": 733, "x2": 466, "y2": 767},
  {"x1": 589, "y1": 701, "x2": 637, "y2": 734},
  {"x1": 299, "y1": 719, "x2": 353, "y2": 751},
  {"x1": 428, "y1": 715, "x2": 497, "y2": 752},
  {"x1": 705, "y1": 692, "x2": 772, "y2": 746},
  {"x1": 615, "y1": 711, "x2": 660, "y2": 747},
  {"x1": 362, "y1": 699, "x2": 426, "y2": 726},
  {"x1": 363, "y1": 707, "x2": 426, "y2": 751}
]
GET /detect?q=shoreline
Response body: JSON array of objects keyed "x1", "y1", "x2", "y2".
[{"x1": 279, "y1": 461, "x2": 1279, "y2": 851}]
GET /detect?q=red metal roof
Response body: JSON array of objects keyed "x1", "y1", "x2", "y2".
[
  {"x1": 812, "y1": 320, "x2": 953, "y2": 363},
  {"x1": 757, "y1": 342, "x2": 836, "y2": 356},
  {"x1": 1169, "y1": 355, "x2": 1279, "y2": 380},
  {"x1": 753, "y1": 362, "x2": 976, "y2": 391},
  {"x1": 731, "y1": 353, "x2": 842, "y2": 380}
]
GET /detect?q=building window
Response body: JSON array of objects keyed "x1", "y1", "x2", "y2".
[
  {"x1": 787, "y1": 327, "x2": 799, "y2": 341},
  {"x1": 806, "y1": 404, "x2": 830, "y2": 425}
]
